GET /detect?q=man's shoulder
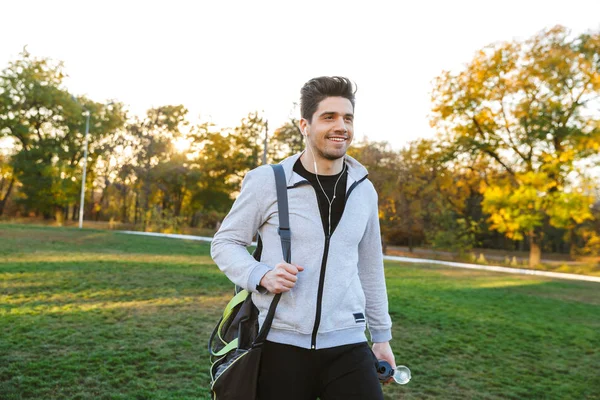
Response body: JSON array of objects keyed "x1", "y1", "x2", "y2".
[
  {"x1": 243, "y1": 164, "x2": 276, "y2": 189},
  {"x1": 247, "y1": 164, "x2": 275, "y2": 177},
  {"x1": 356, "y1": 177, "x2": 379, "y2": 202}
]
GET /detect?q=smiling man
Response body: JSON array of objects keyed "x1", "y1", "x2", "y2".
[{"x1": 211, "y1": 76, "x2": 394, "y2": 399}]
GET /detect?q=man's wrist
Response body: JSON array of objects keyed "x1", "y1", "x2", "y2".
[
  {"x1": 248, "y1": 263, "x2": 272, "y2": 293},
  {"x1": 370, "y1": 328, "x2": 392, "y2": 343}
]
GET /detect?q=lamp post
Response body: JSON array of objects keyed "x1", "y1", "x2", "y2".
[
  {"x1": 79, "y1": 110, "x2": 90, "y2": 229},
  {"x1": 262, "y1": 119, "x2": 268, "y2": 165}
]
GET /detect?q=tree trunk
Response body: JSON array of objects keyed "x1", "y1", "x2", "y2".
[
  {"x1": 174, "y1": 190, "x2": 183, "y2": 217},
  {"x1": 55, "y1": 207, "x2": 65, "y2": 226},
  {"x1": 529, "y1": 231, "x2": 542, "y2": 268},
  {"x1": 121, "y1": 194, "x2": 128, "y2": 223},
  {"x1": 568, "y1": 227, "x2": 577, "y2": 259},
  {"x1": 134, "y1": 192, "x2": 139, "y2": 225},
  {"x1": 142, "y1": 179, "x2": 151, "y2": 231},
  {"x1": 0, "y1": 177, "x2": 15, "y2": 216}
]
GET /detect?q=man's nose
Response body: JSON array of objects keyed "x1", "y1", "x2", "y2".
[{"x1": 334, "y1": 117, "x2": 348, "y2": 132}]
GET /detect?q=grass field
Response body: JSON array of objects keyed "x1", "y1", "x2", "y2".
[{"x1": 1, "y1": 223, "x2": 599, "y2": 399}]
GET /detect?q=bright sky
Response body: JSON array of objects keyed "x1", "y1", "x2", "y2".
[{"x1": 1, "y1": 0, "x2": 599, "y2": 149}]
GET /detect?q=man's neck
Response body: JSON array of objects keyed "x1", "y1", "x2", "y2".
[{"x1": 300, "y1": 150, "x2": 344, "y2": 176}]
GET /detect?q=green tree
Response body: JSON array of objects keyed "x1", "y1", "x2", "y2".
[
  {"x1": 424, "y1": 141, "x2": 490, "y2": 254},
  {"x1": 229, "y1": 111, "x2": 266, "y2": 170},
  {"x1": 431, "y1": 25, "x2": 600, "y2": 266},
  {"x1": 269, "y1": 118, "x2": 304, "y2": 162},
  {"x1": 125, "y1": 105, "x2": 188, "y2": 229},
  {"x1": 0, "y1": 154, "x2": 15, "y2": 216},
  {"x1": 349, "y1": 140, "x2": 426, "y2": 251},
  {"x1": 188, "y1": 122, "x2": 252, "y2": 215},
  {"x1": 0, "y1": 50, "x2": 125, "y2": 219}
]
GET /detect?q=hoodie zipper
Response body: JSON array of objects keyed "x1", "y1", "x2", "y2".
[
  {"x1": 309, "y1": 175, "x2": 368, "y2": 350},
  {"x1": 311, "y1": 234, "x2": 330, "y2": 349}
]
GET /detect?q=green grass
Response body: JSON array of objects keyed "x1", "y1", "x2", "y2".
[{"x1": 1, "y1": 223, "x2": 599, "y2": 399}]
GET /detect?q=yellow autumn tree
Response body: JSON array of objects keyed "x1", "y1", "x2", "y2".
[{"x1": 431, "y1": 25, "x2": 600, "y2": 267}]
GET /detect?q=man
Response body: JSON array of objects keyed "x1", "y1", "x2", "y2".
[{"x1": 211, "y1": 76, "x2": 395, "y2": 399}]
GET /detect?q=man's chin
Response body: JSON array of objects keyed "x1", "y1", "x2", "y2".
[{"x1": 322, "y1": 149, "x2": 348, "y2": 161}]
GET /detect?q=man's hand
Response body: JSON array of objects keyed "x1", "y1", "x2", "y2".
[
  {"x1": 372, "y1": 341, "x2": 396, "y2": 384},
  {"x1": 260, "y1": 262, "x2": 304, "y2": 294}
]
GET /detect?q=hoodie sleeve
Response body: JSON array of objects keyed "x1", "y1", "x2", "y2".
[
  {"x1": 357, "y1": 184, "x2": 393, "y2": 343},
  {"x1": 210, "y1": 166, "x2": 274, "y2": 293}
]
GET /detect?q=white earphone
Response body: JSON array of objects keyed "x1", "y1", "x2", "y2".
[{"x1": 301, "y1": 124, "x2": 346, "y2": 237}]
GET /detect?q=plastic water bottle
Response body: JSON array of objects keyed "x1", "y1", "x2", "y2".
[{"x1": 377, "y1": 360, "x2": 411, "y2": 385}]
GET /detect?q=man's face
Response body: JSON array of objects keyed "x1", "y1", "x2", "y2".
[{"x1": 303, "y1": 96, "x2": 354, "y2": 161}]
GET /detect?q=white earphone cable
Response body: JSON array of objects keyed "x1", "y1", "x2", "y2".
[{"x1": 304, "y1": 132, "x2": 346, "y2": 237}]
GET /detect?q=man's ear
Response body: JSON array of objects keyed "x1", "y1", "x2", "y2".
[{"x1": 299, "y1": 118, "x2": 309, "y2": 136}]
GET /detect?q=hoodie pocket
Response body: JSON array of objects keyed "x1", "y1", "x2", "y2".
[
  {"x1": 271, "y1": 289, "x2": 299, "y2": 331},
  {"x1": 319, "y1": 275, "x2": 366, "y2": 333},
  {"x1": 254, "y1": 290, "x2": 300, "y2": 332}
]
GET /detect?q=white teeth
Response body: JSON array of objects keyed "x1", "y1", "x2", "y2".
[{"x1": 329, "y1": 138, "x2": 346, "y2": 142}]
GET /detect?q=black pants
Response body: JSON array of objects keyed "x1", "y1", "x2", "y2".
[{"x1": 257, "y1": 341, "x2": 384, "y2": 400}]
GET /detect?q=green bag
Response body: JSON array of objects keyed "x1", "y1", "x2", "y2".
[{"x1": 208, "y1": 164, "x2": 291, "y2": 399}]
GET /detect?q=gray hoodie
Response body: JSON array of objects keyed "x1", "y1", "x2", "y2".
[{"x1": 211, "y1": 152, "x2": 392, "y2": 350}]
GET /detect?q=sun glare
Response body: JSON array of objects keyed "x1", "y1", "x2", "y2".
[{"x1": 173, "y1": 137, "x2": 191, "y2": 153}]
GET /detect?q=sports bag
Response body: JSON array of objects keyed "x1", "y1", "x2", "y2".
[{"x1": 208, "y1": 164, "x2": 291, "y2": 399}]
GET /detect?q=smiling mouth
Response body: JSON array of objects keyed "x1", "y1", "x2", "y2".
[{"x1": 328, "y1": 137, "x2": 347, "y2": 142}]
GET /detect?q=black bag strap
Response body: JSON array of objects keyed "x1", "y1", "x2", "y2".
[
  {"x1": 254, "y1": 164, "x2": 290, "y2": 345},
  {"x1": 272, "y1": 164, "x2": 291, "y2": 262}
]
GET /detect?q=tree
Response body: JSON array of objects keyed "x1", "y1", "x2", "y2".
[
  {"x1": 0, "y1": 154, "x2": 15, "y2": 216},
  {"x1": 349, "y1": 140, "x2": 426, "y2": 251},
  {"x1": 431, "y1": 25, "x2": 600, "y2": 266},
  {"x1": 125, "y1": 105, "x2": 188, "y2": 229},
  {"x1": 269, "y1": 119, "x2": 304, "y2": 162},
  {"x1": 188, "y1": 117, "x2": 260, "y2": 215},
  {"x1": 233, "y1": 111, "x2": 267, "y2": 170},
  {"x1": 423, "y1": 141, "x2": 492, "y2": 254},
  {"x1": 0, "y1": 50, "x2": 125, "y2": 219}
]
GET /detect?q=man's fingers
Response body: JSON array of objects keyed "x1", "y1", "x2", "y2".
[
  {"x1": 279, "y1": 263, "x2": 298, "y2": 274},
  {"x1": 273, "y1": 285, "x2": 291, "y2": 294},
  {"x1": 281, "y1": 271, "x2": 298, "y2": 283},
  {"x1": 271, "y1": 288, "x2": 289, "y2": 294},
  {"x1": 267, "y1": 263, "x2": 304, "y2": 294},
  {"x1": 274, "y1": 268, "x2": 297, "y2": 283},
  {"x1": 279, "y1": 262, "x2": 303, "y2": 274},
  {"x1": 281, "y1": 279, "x2": 295, "y2": 289},
  {"x1": 275, "y1": 272, "x2": 297, "y2": 288}
]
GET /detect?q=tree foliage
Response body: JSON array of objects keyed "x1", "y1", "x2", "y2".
[
  {"x1": 0, "y1": 50, "x2": 126, "y2": 217},
  {"x1": 431, "y1": 25, "x2": 600, "y2": 265},
  {"x1": 0, "y1": 41, "x2": 598, "y2": 262}
]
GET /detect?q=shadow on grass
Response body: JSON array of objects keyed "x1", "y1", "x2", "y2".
[
  {"x1": 1, "y1": 263, "x2": 231, "y2": 398},
  {"x1": 0, "y1": 224, "x2": 235, "y2": 398},
  {"x1": 1, "y1": 301, "x2": 218, "y2": 400},
  {"x1": 1, "y1": 260, "x2": 234, "y2": 312},
  {"x1": 0, "y1": 224, "x2": 216, "y2": 257}
]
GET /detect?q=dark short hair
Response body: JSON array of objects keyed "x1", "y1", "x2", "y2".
[{"x1": 300, "y1": 76, "x2": 356, "y2": 122}]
